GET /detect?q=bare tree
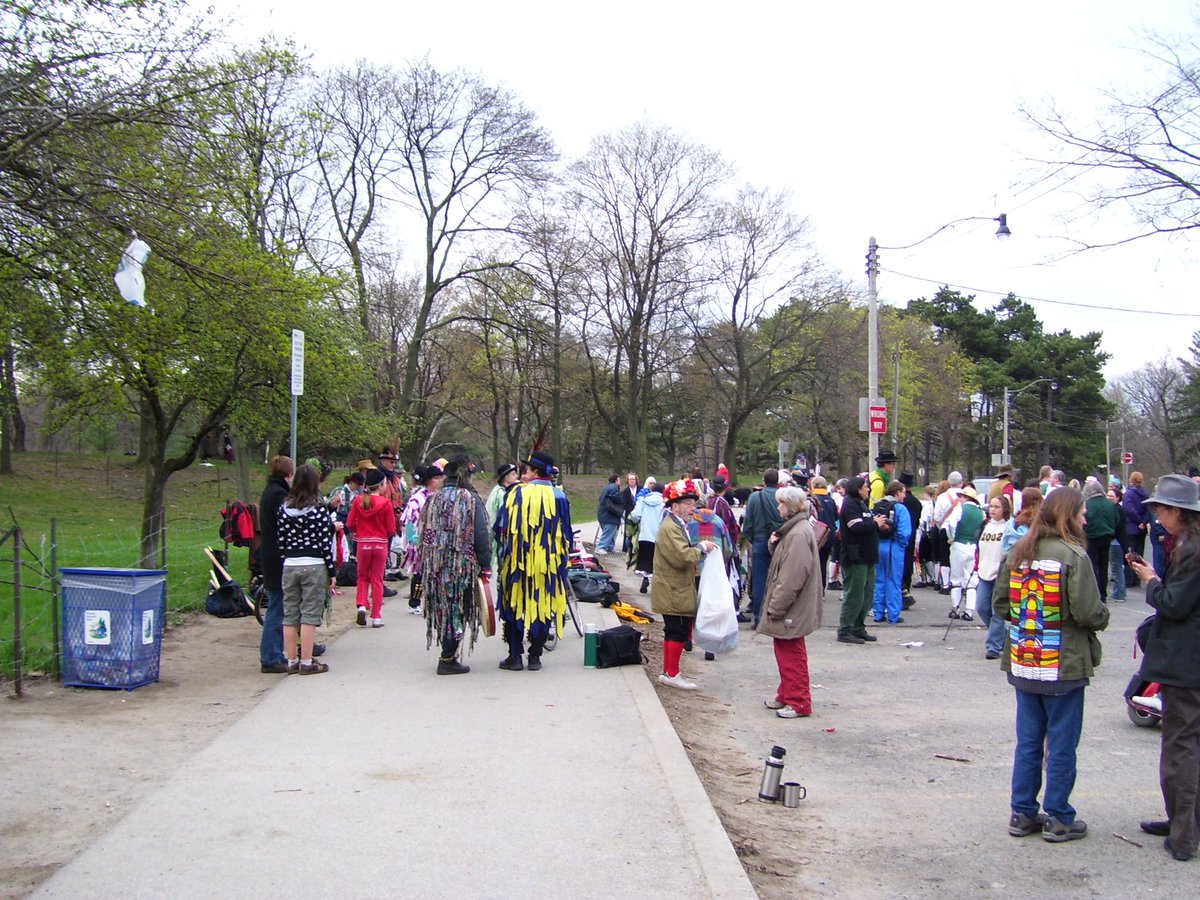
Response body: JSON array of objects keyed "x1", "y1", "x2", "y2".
[
  {"x1": 1022, "y1": 29, "x2": 1200, "y2": 249},
  {"x1": 690, "y1": 185, "x2": 838, "y2": 485},
  {"x1": 567, "y1": 123, "x2": 732, "y2": 475},
  {"x1": 390, "y1": 60, "x2": 557, "y2": 457},
  {"x1": 1111, "y1": 356, "x2": 1194, "y2": 470}
]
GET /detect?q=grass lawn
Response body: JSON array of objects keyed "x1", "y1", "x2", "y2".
[{"x1": 0, "y1": 453, "x2": 608, "y2": 678}]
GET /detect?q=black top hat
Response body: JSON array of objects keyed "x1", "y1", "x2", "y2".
[
  {"x1": 496, "y1": 462, "x2": 519, "y2": 482},
  {"x1": 898, "y1": 471, "x2": 915, "y2": 487},
  {"x1": 875, "y1": 450, "x2": 899, "y2": 465}
]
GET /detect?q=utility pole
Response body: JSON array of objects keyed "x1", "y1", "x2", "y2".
[{"x1": 891, "y1": 344, "x2": 901, "y2": 450}]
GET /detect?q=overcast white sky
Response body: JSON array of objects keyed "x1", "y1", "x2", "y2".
[{"x1": 214, "y1": 0, "x2": 1200, "y2": 377}]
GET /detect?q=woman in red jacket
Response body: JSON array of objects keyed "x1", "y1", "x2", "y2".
[{"x1": 347, "y1": 468, "x2": 397, "y2": 627}]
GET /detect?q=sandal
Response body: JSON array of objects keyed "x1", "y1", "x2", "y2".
[
  {"x1": 948, "y1": 609, "x2": 960, "y2": 619},
  {"x1": 960, "y1": 610, "x2": 974, "y2": 622}
]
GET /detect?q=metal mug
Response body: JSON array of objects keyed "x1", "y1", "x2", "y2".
[{"x1": 781, "y1": 781, "x2": 806, "y2": 808}]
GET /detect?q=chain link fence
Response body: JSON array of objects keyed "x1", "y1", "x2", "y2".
[{"x1": 1, "y1": 510, "x2": 228, "y2": 697}]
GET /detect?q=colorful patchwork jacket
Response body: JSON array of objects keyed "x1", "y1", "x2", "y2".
[{"x1": 996, "y1": 537, "x2": 1109, "y2": 686}]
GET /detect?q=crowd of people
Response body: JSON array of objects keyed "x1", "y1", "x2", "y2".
[{"x1": 249, "y1": 446, "x2": 1200, "y2": 860}]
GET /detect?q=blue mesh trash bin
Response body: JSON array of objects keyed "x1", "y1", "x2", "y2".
[{"x1": 60, "y1": 568, "x2": 167, "y2": 690}]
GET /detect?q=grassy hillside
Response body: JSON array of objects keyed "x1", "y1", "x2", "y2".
[{"x1": 0, "y1": 453, "x2": 608, "y2": 676}]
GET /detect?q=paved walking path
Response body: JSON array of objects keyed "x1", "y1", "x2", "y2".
[{"x1": 36, "y1": 567, "x2": 755, "y2": 899}]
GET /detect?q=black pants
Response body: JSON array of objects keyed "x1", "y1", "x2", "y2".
[
  {"x1": 902, "y1": 539, "x2": 916, "y2": 594},
  {"x1": 662, "y1": 614, "x2": 694, "y2": 644},
  {"x1": 1161, "y1": 685, "x2": 1200, "y2": 854},
  {"x1": 1085, "y1": 536, "x2": 1111, "y2": 603}
]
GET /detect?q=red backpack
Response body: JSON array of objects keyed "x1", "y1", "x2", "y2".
[{"x1": 219, "y1": 500, "x2": 257, "y2": 547}]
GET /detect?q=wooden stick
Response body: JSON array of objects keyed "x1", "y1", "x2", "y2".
[
  {"x1": 1111, "y1": 832, "x2": 1143, "y2": 848},
  {"x1": 934, "y1": 754, "x2": 971, "y2": 763},
  {"x1": 209, "y1": 571, "x2": 221, "y2": 590},
  {"x1": 204, "y1": 546, "x2": 233, "y2": 583}
]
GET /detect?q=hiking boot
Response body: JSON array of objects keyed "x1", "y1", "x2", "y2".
[
  {"x1": 356, "y1": 607, "x2": 367, "y2": 626},
  {"x1": 1042, "y1": 816, "x2": 1087, "y2": 842},
  {"x1": 1140, "y1": 820, "x2": 1170, "y2": 837},
  {"x1": 837, "y1": 634, "x2": 865, "y2": 645},
  {"x1": 527, "y1": 656, "x2": 543, "y2": 671},
  {"x1": 299, "y1": 660, "x2": 329, "y2": 676},
  {"x1": 1009, "y1": 811, "x2": 1047, "y2": 837},
  {"x1": 437, "y1": 658, "x2": 470, "y2": 675},
  {"x1": 498, "y1": 655, "x2": 524, "y2": 671},
  {"x1": 658, "y1": 672, "x2": 697, "y2": 690},
  {"x1": 260, "y1": 661, "x2": 291, "y2": 674}
]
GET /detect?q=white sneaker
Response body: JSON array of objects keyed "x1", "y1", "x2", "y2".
[
  {"x1": 408, "y1": 605, "x2": 423, "y2": 615},
  {"x1": 776, "y1": 706, "x2": 806, "y2": 719},
  {"x1": 371, "y1": 618, "x2": 385, "y2": 628},
  {"x1": 764, "y1": 699, "x2": 786, "y2": 710},
  {"x1": 1132, "y1": 694, "x2": 1163, "y2": 713},
  {"x1": 658, "y1": 672, "x2": 697, "y2": 690}
]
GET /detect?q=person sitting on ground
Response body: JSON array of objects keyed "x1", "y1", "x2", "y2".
[{"x1": 758, "y1": 486, "x2": 821, "y2": 718}]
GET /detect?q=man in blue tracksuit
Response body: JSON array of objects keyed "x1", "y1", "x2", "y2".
[
  {"x1": 873, "y1": 481, "x2": 912, "y2": 624},
  {"x1": 741, "y1": 468, "x2": 781, "y2": 626}
]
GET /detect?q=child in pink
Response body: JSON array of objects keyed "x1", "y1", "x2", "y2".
[{"x1": 347, "y1": 468, "x2": 397, "y2": 627}]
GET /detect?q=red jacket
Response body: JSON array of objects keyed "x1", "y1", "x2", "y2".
[{"x1": 347, "y1": 494, "x2": 397, "y2": 547}]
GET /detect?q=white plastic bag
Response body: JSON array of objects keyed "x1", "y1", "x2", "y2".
[{"x1": 694, "y1": 553, "x2": 739, "y2": 654}]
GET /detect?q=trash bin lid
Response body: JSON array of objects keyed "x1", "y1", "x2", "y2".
[{"x1": 59, "y1": 568, "x2": 168, "y2": 577}]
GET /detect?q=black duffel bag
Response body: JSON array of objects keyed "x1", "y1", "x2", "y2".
[
  {"x1": 597, "y1": 624, "x2": 646, "y2": 668},
  {"x1": 336, "y1": 559, "x2": 358, "y2": 587},
  {"x1": 205, "y1": 582, "x2": 250, "y2": 618}
]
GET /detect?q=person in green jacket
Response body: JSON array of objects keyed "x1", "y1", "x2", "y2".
[
  {"x1": 997, "y1": 486, "x2": 1110, "y2": 842},
  {"x1": 1082, "y1": 477, "x2": 1119, "y2": 603}
]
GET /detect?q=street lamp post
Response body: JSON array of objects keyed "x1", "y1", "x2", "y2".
[
  {"x1": 865, "y1": 214, "x2": 1010, "y2": 467},
  {"x1": 1003, "y1": 377, "x2": 1055, "y2": 469}
]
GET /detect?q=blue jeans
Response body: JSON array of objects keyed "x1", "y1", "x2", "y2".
[
  {"x1": 979, "y1": 578, "x2": 1005, "y2": 654},
  {"x1": 1011, "y1": 686, "x2": 1086, "y2": 822},
  {"x1": 597, "y1": 521, "x2": 619, "y2": 552},
  {"x1": 750, "y1": 538, "x2": 771, "y2": 623},
  {"x1": 1108, "y1": 539, "x2": 1126, "y2": 600},
  {"x1": 259, "y1": 586, "x2": 285, "y2": 666}
]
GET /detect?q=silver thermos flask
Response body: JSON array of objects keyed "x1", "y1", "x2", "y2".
[{"x1": 758, "y1": 745, "x2": 787, "y2": 802}]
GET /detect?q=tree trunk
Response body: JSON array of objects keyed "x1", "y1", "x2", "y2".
[
  {"x1": 140, "y1": 456, "x2": 167, "y2": 569},
  {"x1": 232, "y1": 430, "x2": 252, "y2": 500},
  {"x1": 0, "y1": 342, "x2": 12, "y2": 474}
]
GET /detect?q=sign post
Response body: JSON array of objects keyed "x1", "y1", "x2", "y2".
[{"x1": 290, "y1": 329, "x2": 304, "y2": 462}]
